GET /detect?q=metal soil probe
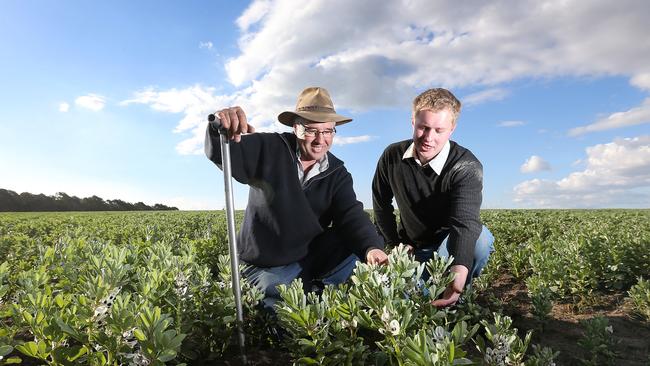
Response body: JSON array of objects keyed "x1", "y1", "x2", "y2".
[{"x1": 208, "y1": 113, "x2": 247, "y2": 363}]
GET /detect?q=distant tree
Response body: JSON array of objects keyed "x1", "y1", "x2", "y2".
[
  {"x1": 0, "y1": 189, "x2": 22, "y2": 211},
  {"x1": 133, "y1": 202, "x2": 149, "y2": 211},
  {"x1": 0, "y1": 188, "x2": 178, "y2": 212},
  {"x1": 107, "y1": 199, "x2": 130, "y2": 211},
  {"x1": 82, "y1": 195, "x2": 107, "y2": 211},
  {"x1": 55, "y1": 192, "x2": 83, "y2": 211}
]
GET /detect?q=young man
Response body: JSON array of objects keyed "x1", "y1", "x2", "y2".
[
  {"x1": 372, "y1": 88, "x2": 494, "y2": 307},
  {"x1": 206, "y1": 87, "x2": 388, "y2": 309}
]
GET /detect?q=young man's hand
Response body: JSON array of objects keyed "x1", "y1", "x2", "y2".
[
  {"x1": 366, "y1": 248, "x2": 389, "y2": 265},
  {"x1": 431, "y1": 264, "x2": 468, "y2": 308}
]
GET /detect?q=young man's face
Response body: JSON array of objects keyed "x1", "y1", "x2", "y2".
[
  {"x1": 412, "y1": 109, "x2": 456, "y2": 164},
  {"x1": 294, "y1": 121, "x2": 336, "y2": 162}
]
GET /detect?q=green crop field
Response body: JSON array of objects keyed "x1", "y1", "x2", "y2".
[{"x1": 0, "y1": 210, "x2": 648, "y2": 365}]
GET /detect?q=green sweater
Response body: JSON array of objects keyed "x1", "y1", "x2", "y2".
[{"x1": 372, "y1": 140, "x2": 483, "y2": 269}]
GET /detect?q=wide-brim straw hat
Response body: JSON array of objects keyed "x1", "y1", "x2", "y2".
[{"x1": 278, "y1": 87, "x2": 352, "y2": 126}]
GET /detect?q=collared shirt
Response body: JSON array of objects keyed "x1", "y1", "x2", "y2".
[
  {"x1": 296, "y1": 143, "x2": 329, "y2": 186},
  {"x1": 402, "y1": 140, "x2": 450, "y2": 175}
]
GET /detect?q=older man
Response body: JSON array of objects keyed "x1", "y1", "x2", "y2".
[
  {"x1": 372, "y1": 88, "x2": 494, "y2": 307},
  {"x1": 206, "y1": 87, "x2": 388, "y2": 309}
]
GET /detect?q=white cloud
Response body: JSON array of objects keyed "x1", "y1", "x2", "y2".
[
  {"x1": 333, "y1": 135, "x2": 374, "y2": 146},
  {"x1": 520, "y1": 155, "x2": 551, "y2": 173},
  {"x1": 222, "y1": 0, "x2": 650, "y2": 122},
  {"x1": 128, "y1": 0, "x2": 650, "y2": 154},
  {"x1": 463, "y1": 89, "x2": 510, "y2": 106},
  {"x1": 630, "y1": 73, "x2": 650, "y2": 91},
  {"x1": 199, "y1": 41, "x2": 213, "y2": 50},
  {"x1": 121, "y1": 85, "x2": 288, "y2": 155},
  {"x1": 75, "y1": 94, "x2": 106, "y2": 111},
  {"x1": 59, "y1": 102, "x2": 70, "y2": 112},
  {"x1": 569, "y1": 98, "x2": 650, "y2": 136},
  {"x1": 498, "y1": 120, "x2": 526, "y2": 128},
  {"x1": 514, "y1": 135, "x2": 650, "y2": 207},
  {"x1": 236, "y1": 0, "x2": 272, "y2": 31}
]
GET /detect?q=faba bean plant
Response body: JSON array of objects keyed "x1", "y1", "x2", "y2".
[{"x1": 276, "y1": 245, "x2": 551, "y2": 365}]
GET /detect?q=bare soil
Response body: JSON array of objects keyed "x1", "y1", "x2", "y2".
[{"x1": 478, "y1": 273, "x2": 650, "y2": 366}]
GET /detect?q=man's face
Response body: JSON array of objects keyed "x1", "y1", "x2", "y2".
[
  {"x1": 294, "y1": 121, "x2": 336, "y2": 162},
  {"x1": 412, "y1": 109, "x2": 456, "y2": 164}
]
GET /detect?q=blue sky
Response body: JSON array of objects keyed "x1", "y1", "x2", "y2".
[{"x1": 1, "y1": 0, "x2": 649, "y2": 210}]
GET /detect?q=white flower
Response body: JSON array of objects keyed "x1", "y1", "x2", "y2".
[
  {"x1": 93, "y1": 304, "x2": 108, "y2": 321},
  {"x1": 174, "y1": 273, "x2": 189, "y2": 297},
  {"x1": 175, "y1": 272, "x2": 188, "y2": 287},
  {"x1": 432, "y1": 326, "x2": 448, "y2": 342},
  {"x1": 381, "y1": 306, "x2": 391, "y2": 322},
  {"x1": 132, "y1": 351, "x2": 150, "y2": 366},
  {"x1": 341, "y1": 318, "x2": 358, "y2": 329},
  {"x1": 605, "y1": 325, "x2": 613, "y2": 333},
  {"x1": 389, "y1": 319, "x2": 400, "y2": 335},
  {"x1": 379, "y1": 273, "x2": 390, "y2": 287},
  {"x1": 484, "y1": 334, "x2": 511, "y2": 366},
  {"x1": 123, "y1": 328, "x2": 135, "y2": 339},
  {"x1": 174, "y1": 285, "x2": 188, "y2": 297}
]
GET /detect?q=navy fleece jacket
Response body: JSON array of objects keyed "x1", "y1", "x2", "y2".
[{"x1": 205, "y1": 122, "x2": 384, "y2": 267}]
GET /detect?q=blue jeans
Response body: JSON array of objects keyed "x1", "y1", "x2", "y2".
[
  {"x1": 243, "y1": 253, "x2": 359, "y2": 310},
  {"x1": 413, "y1": 225, "x2": 494, "y2": 288}
]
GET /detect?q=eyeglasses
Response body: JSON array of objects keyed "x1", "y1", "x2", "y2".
[{"x1": 299, "y1": 125, "x2": 337, "y2": 138}]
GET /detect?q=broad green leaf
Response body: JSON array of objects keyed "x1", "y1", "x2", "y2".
[
  {"x1": 55, "y1": 318, "x2": 77, "y2": 338},
  {"x1": 0, "y1": 345, "x2": 13, "y2": 356},
  {"x1": 5, "y1": 356, "x2": 22, "y2": 364},
  {"x1": 134, "y1": 329, "x2": 147, "y2": 341},
  {"x1": 168, "y1": 334, "x2": 186, "y2": 350},
  {"x1": 54, "y1": 294, "x2": 65, "y2": 308},
  {"x1": 157, "y1": 349, "x2": 177, "y2": 362},
  {"x1": 51, "y1": 345, "x2": 88, "y2": 362},
  {"x1": 21, "y1": 311, "x2": 33, "y2": 324},
  {"x1": 296, "y1": 357, "x2": 319, "y2": 364},
  {"x1": 15, "y1": 342, "x2": 39, "y2": 358}
]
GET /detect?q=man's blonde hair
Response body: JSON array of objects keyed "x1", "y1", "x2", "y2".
[{"x1": 412, "y1": 88, "x2": 461, "y2": 125}]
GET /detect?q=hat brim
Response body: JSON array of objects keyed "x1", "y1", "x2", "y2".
[{"x1": 277, "y1": 110, "x2": 352, "y2": 127}]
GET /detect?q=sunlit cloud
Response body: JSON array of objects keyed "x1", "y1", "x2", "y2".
[
  {"x1": 75, "y1": 94, "x2": 106, "y2": 111},
  {"x1": 127, "y1": 0, "x2": 650, "y2": 155},
  {"x1": 224, "y1": 0, "x2": 650, "y2": 126},
  {"x1": 520, "y1": 155, "x2": 551, "y2": 173},
  {"x1": 463, "y1": 89, "x2": 510, "y2": 106},
  {"x1": 514, "y1": 136, "x2": 650, "y2": 207},
  {"x1": 199, "y1": 41, "x2": 213, "y2": 50},
  {"x1": 333, "y1": 135, "x2": 374, "y2": 146},
  {"x1": 630, "y1": 72, "x2": 650, "y2": 91},
  {"x1": 498, "y1": 120, "x2": 526, "y2": 128},
  {"x1": 569, "y1": 98, "x2": 650, "y2": 136}
]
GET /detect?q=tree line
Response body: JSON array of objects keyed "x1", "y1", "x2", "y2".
[{"x1": 0, "y1": 189, "x2": 178, "y2": 212}]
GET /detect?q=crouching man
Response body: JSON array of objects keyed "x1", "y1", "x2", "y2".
[
  {"x1": 372, "y1": 88, "x2": 494, "y2": 307},
  {"x1": 206, "y1": 87, "x2": 388, "y2": 310}
]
